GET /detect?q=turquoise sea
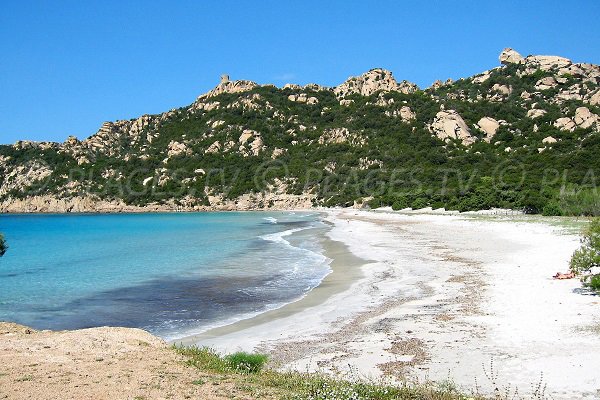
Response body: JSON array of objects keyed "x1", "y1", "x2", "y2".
[{"x1": 0, "y1": 212, "x2": 330, "y2": 340}]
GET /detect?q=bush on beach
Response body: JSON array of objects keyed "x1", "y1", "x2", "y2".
[
  {"x1": 570, "y1": 218, "x2": 600, "y2": 291},
  {"x1": 0, "y1": 233, "x2": 7, "y2": 257}
]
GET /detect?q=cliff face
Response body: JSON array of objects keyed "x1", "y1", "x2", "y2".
[{"x1": 1, "y1": 48, "x2": 600, "y2": 213}]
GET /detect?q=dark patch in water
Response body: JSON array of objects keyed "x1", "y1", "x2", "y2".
[{"x1": 16, "y1": 272, "x2": 303, "y2": 337}]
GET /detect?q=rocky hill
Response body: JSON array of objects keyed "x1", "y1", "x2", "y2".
[{"x1": 1, "y1": 48, "x2": 599, "y2": 214}]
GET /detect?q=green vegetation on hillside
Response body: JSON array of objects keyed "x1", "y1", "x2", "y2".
[{"x1": 1, "y1": 56, "x2": 599, "y2": 215}]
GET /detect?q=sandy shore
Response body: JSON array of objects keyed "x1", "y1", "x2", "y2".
[{"x1": 179, "y1": 209, "x2": 600, "y2": 399}]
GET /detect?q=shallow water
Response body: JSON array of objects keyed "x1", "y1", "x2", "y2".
[{"x1": 0, "y1": 212, "x2": 330, "y2": 339}]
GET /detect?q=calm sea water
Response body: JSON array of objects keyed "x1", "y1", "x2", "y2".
[{"x1": 0, "y1": 212, "x2": 330, "y2": 340}]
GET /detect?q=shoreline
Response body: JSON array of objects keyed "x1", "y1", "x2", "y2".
[
  {"x1": 174, "y1": 219, "x2": 366, "y2": 345},
  {"x1": 177, "y1": 209, "x2": 600, "y2": 399},
  {"x1": 2, "y1": 209, "x2": 599, "y2": 399}
]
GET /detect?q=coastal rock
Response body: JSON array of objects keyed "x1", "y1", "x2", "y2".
[{"x1": 430, "y1": 110, "x2": 474, "y2": 146}]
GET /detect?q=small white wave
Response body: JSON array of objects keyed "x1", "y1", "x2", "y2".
[
  {"x1": 259, "y1": 227, "x2": 305, "y2": 244},
  {"x1": 263, "y1": 217, "x2": 278, "y2": 224}
]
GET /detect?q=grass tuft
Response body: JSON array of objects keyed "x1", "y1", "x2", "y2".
[{"x1": 224, "y1": 351, "x2": 269, "y2": 374}]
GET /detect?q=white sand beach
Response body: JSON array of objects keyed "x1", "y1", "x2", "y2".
[{"x1": 178, "y1": 210, "x2": 600, "y2": 400}]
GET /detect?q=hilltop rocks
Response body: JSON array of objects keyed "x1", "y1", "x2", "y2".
[
  {"x1": 526, "y1": 55, "x2": 572, "y2": 72},
  {"x1": 542, "y1": 136, "x2": 557, "y2": 144},
  {"x1": 200, "y1": 78, "x2": 258, "y2": 99},
  {"x1": 430, "y1": 110, "x2": 474, "y2": 146},
  {"x1": 334, "y1": 68, "x2": 417, "y2": 98},
  {"x1": 499, "y1": 48, "x2": 524, "y2": 64}
]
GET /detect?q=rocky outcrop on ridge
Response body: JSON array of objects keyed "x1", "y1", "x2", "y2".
[
  {"x1": 2, "y1": 48, "x2": 600, "y2": 213},
  {"x1": 334, "y1": 68, "x2": 418, "y2": 98}
]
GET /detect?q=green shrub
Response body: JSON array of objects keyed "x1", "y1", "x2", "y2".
[
  {"x1": 224, "y1": 351, "x2": 268, "y2": 374},
  {"x1": 0, "y1": 233, "x2": 6, "y2": 257},
  {"x1": 586, "y1": 274, "x2": 600, "y2": 292},
  {"x1": 392, "y1": 197, "x2": 408, "y2": 210},
  {"x1": 542, "y1": 202, "x2": 563, "y2": 216},
  {"x1": 570, "y1": 218, "x2": 600, "y2": 276},
  {"x1": 411, "y1": 197, "x2": 428, "y2": 210}
]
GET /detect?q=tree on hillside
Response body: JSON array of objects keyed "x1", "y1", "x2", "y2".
[
  {"x1": 570, "y1": 219, "x2": 600, "y2": 291},
  {"x1": 0, "y1": 233, "x2": 6, "y2": 257}
]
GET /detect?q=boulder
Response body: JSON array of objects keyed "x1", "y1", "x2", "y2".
[
  {"x1": 205, "y1": 141, "x2": 221, "y2": 154},
  {"x1": 527, "y1": 109, "x2": 547, "y2": 119},
  {"x1": 534, "y1": 76, "x2": 558, "y2": 91},
  {"x1": 239, "y1": 130, "x2": 257, "y2": 145},
  {"x1": 430, "y1": 110, "x2": 474, "y2": 146},
  {"x1": 199, "y1": 77, "x2": 258, "y2": 99},
  {"x1": 167, "y1": 141, "x2": 191, "y2": 157},
  {"x1": 491, "y1": 83, "x2": 512, "y2": 96},
  {"x1": 525, "y1": 55, "x2": 572, "y2": 71},
  {"x1": 588, "y1": 90, "x2": 600, "y2": 106},
  {"x1": 542, "y1": 136, "x2": 557, "y2": 144},
  {"x1": 477, "y1": 117, "x2": 500, "y2": 141},
  {"x1": 574, "y1": 107, "x2": 600, "y2": 130},
  {"x1": 399, "y1": 106, "x2": 416, "y2": 122},
  {"x1": 431, "y1": 80, "x2": 443, "y2": 90},
  {"x1": 554, "y1": 117, "x2": 577, "y2": 132},
  {"x1": 499, "y1": 48, "x2": 524, "y2": 64}
]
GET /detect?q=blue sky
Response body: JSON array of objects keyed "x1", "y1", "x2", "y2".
[{"x1": 1, "y1": 0, "x2": 599, "y2": 144}]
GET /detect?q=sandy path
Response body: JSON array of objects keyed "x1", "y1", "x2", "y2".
[{"x1": 0, "y1": 322, "x2": 253, "y2": 400}]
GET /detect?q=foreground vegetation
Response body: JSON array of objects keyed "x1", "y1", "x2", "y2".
[
  {"x1": 0, "y1": 233, "x2": 7, "y2": 257},
  {"x1": 175, "y1": 346, "x2": 484, "y2": 400},
  {"x1": 570, "y1": 218, "x2": 600, "y2": 291}
]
